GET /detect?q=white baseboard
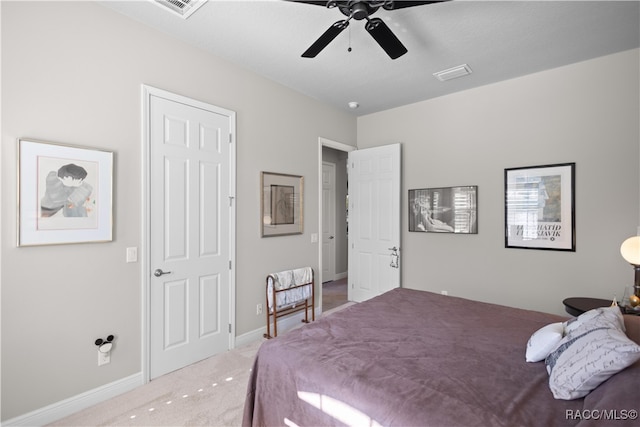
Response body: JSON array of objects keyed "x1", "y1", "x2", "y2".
[
  {"x1": 234, "y1": 307, "x2": 321, "y2": 347},
  {"x1": 2, "y1": 373, "x2": 143, "y2": 427},
  {"x1": 334, "y1": 271, "x2": 347, "y2": 280}
]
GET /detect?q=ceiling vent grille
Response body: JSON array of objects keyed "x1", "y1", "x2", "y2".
[
  {"x1": 153, "y1": 0, "x2": 208, "y2": 19},
  {"x1": 433, "y1": 64, "x2": 473, "y2": 82}
]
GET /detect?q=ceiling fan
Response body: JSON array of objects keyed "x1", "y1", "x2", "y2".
[{"x1": 291, "y1": 1, "x2": 446, "y2": 60}]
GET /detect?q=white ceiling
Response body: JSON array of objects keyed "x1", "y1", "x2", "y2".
[{"x1": 100, "y1": 0, "x2": 640, "y2": 116}]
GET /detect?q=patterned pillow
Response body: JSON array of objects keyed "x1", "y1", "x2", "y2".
[
  {"x1": 526, "y1": 322, "x2": 564, "y2": 362},
  {"x1": 545, "y1": 306, "x2": 640, "y2": 400},
  {"x1": 564, "y1": 305, "x2": 625, "y2": 335}
]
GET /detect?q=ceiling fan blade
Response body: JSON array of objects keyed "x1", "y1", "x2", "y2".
[
  {"x1": 302, "y1": 20, "x2": 349, "y2": 58},
  {"x1": 365, "y1": 17, "x2": 407, "y2": 59},
  {"x1": 383, "y1": 1, "x2": 448, "y2": 10},
  {"x1": 286, "y1": 0, "x2": 332, "y2": 5}
]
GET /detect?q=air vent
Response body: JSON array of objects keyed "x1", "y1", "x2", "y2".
[
  {"x1": 153, "y1": 0, "x2": 208, "y2": 19},
  {"x1": 433, "y1": 64, "x2": 473, "y2": 82}
]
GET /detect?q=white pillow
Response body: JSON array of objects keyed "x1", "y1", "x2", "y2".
[
  {"x1": 545, "y1": 307, "x2": 640, "y2": 400},
  {"x1": 526, "y1": 322, "x2": 564, "y2": 362}
]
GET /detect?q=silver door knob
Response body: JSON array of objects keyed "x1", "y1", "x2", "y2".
[
  {"x1": 154, "y1": 269, "x2": 172, "y2": 277},
  {"x1": 329, "y1": 236, "x2": 335, "y2": 239}
]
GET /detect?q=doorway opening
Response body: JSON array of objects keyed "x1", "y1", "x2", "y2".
[{"x1": 319, "y1": 138, "x2": 355, "y2": 313}]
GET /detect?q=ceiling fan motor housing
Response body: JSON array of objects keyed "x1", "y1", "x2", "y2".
[{"x1": 339, "y1": 2, "x2": 380, "y2": 20}]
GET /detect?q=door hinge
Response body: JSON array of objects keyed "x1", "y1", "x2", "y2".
[
  {"x1": 229, "y1": 196, "x2": 234, "y2": 207},
  {"x1": 228, "y1": 324, "x2": 232, "y2": 333},
  {"x1": 229, "y1": 260, "x2": 232, "y2": 270},
  {"x1": 229, "y1": 134, "x2": 232, "y2": 144}
]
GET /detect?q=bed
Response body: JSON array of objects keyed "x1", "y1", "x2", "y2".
[{"x1": 243, "y1": 288, "x2": 640, "y2": 427}]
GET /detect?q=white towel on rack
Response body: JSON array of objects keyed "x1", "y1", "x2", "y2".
[{"x1": 267, "y1": 267, "x2": 313, "y2": 311}]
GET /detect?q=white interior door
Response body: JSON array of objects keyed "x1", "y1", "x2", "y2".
[
  {"x1": 348, "y1": 143, "x2": 401, "y2": 302},
  {"x1": 322, "y1": 162, "x2": 336, "y2": 282},
  {"x1": 149, "y1": 93, "x2": 233, "y2": 379}
]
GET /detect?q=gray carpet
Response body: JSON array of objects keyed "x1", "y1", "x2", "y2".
[{"x1": 49, "y1": 304, "x2": 355, "y2": 427}]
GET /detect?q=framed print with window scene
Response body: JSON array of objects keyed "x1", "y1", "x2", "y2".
[
  {"x1": 504, "y1": 162, "x2": 575, "y2": 251},
  {"x1": 409, "y1": 186, "x2": 478, "y2": 233},
  {"x1": 18, "y1": 138, "x2": 113, "y2": 246},
  {"x1": 261, "y1": 171, "x2": 303, "y2": 237}
]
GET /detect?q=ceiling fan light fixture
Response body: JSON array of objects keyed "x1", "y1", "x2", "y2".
[{"x1": 433, "y1": 64, "x2": 473, "y2": 82}]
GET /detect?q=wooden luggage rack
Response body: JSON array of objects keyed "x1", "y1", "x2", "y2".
[{"x1": 264, "y1": 267, "x2": 315, "y2": 339}]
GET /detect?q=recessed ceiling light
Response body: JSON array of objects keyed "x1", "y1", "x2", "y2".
[
  {"x1": 433, "y1": 64, "x2": 473, "y2": 82},
  {"x1": 348, "y1": 101, "x2": 359, "y2": 109}
]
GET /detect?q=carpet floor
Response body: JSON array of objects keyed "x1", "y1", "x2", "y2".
[
  {"x1": 322, "y1": 277, "x2": 348, "y2": 311},
  {"x1": 50, "y1": 340, "x2": 261, "y2": 427},
  {"x1": 49, "y1": 303, "x2": 355, "y2": 427}
]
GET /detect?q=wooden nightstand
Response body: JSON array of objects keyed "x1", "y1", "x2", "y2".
[{"x1": 562, "y1": 297, "x2": 611, "y2": 317}]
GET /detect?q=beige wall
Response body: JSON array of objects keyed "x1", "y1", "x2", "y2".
[
  {"x1": 0, "y1": 1, "x2": 356, "y2": 420},
  {"x1": 357, "y1": 48, "x2": 640, "y2": 315}
]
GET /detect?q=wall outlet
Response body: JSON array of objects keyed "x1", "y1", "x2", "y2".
[
  {"x1": 256, "y1": 303, "x2": 263, "y2": 315},
  {"x1": 98, "y1": 350, "x2": 111, "y2": 366},
  {"x1": 441, "y1": 290, "x2": 448, "y2": 296}
]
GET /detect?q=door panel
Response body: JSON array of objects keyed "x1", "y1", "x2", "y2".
[
  {"x1": 165, "y1": 280, "x2": 187, "y2": 349},
  {"x1": 165, "y1": 157, "x2": 188, "y2": 260},
  {"x1": 200, "y1": 161, "x2": 220, "y2": 256},
  {"x1": 199, "y1": 274, "x2": 220, "y2": 336},
  {"x1": 348, "y1": 144, "x2": 401, "y2": 302},
  {"x1": 150, "y1": 94, "x2": 231, "y2": 379}
]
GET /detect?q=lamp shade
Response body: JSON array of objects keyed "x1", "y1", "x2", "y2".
[{"x1": 620, "y1": 236, "x2": 640, "y2": 265}]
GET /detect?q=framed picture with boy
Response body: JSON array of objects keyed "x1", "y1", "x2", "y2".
[{"x1": 18, "y1": 138, "x2": 113, "y2": 246}]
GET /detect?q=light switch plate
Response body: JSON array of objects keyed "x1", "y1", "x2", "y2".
[{"x1": 126, "y1": 247, "x2": 138, "y2": 263}]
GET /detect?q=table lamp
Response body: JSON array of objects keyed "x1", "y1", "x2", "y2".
[{"x1": 620, "y1": 236, "x2": 640, "y2": 300}]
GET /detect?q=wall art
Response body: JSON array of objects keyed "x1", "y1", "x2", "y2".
[
  {"x1": 261, "y1": 171, "x2": 303, "y2": 237},
  {"x1": 18, "y1": 138, "x2": 113, "y2": 246},
  {"x1": 504, "y1": 162, "x2": 575, "y2": 251},
  {"x1": 409, "y1": 186, "x2": 478, "y2": 233}
]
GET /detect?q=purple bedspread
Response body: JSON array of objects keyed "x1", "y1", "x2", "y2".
[{"x1": 243, "y1": 288, "x2": 640, "y2": 427}]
